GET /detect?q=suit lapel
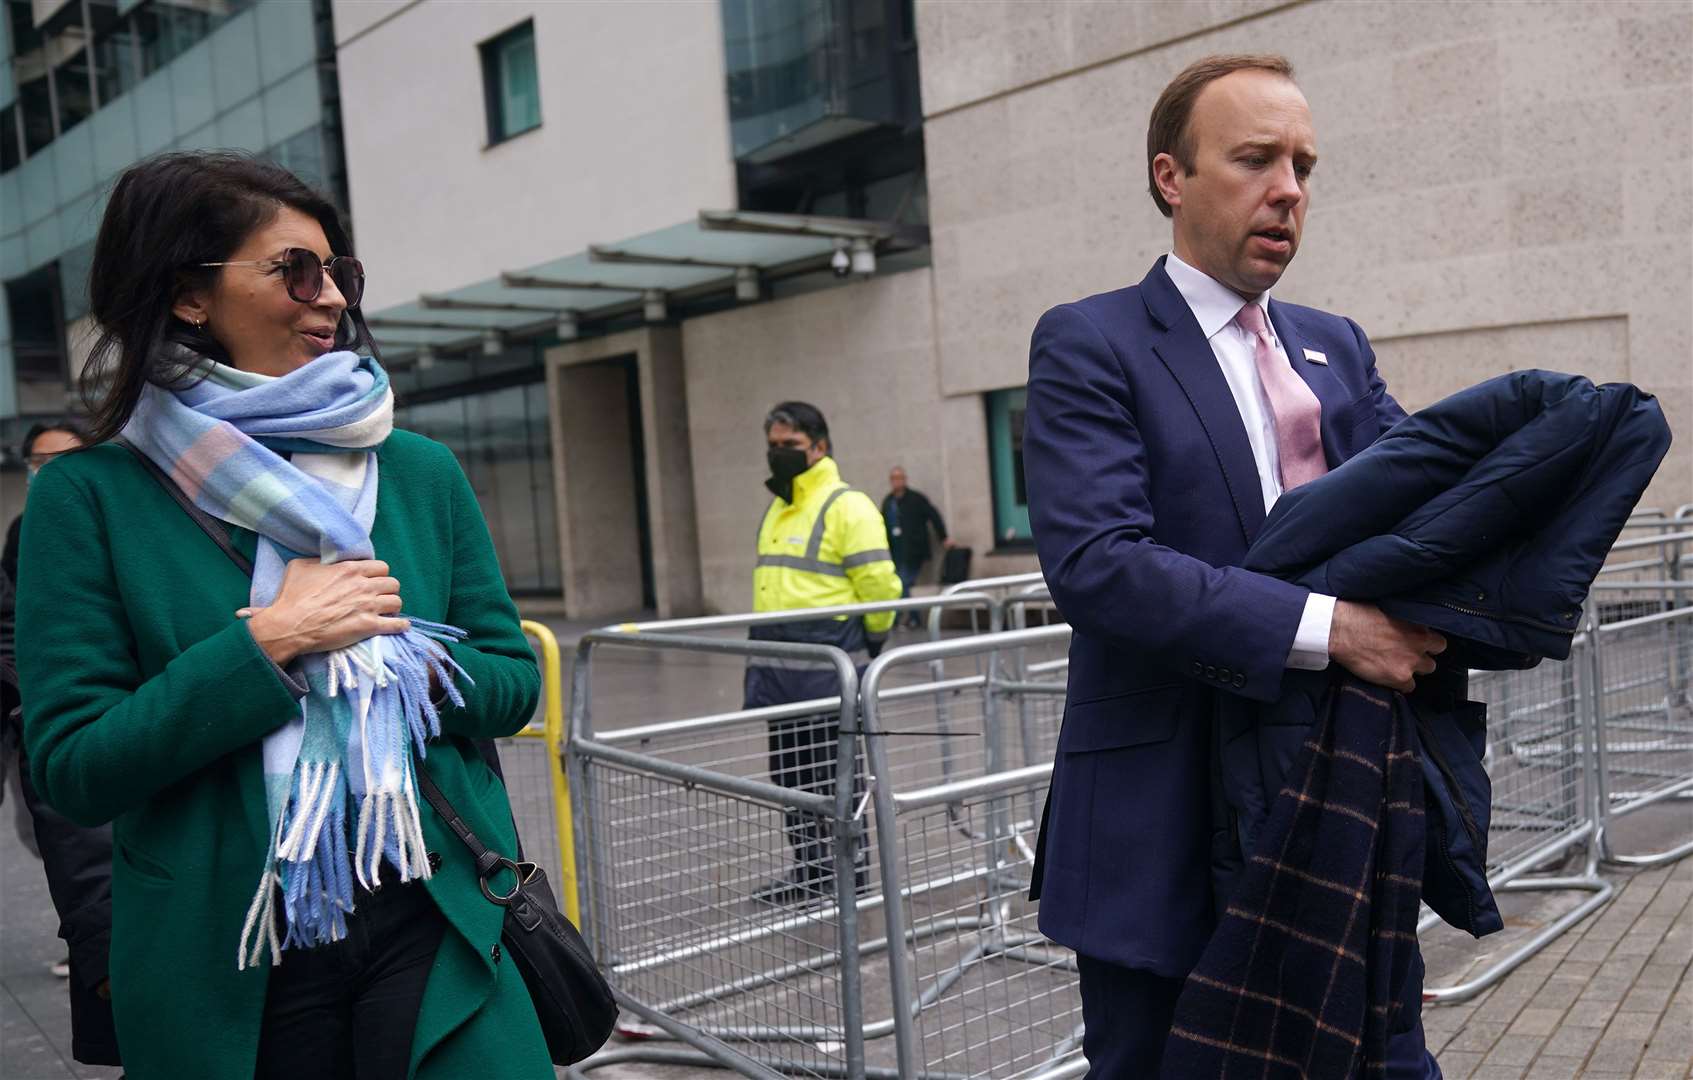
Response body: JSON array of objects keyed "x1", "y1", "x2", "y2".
[
  {"x1": 1268, "y1": 299, "x2": 1350, "y2": 468},
  {"x1": 1141, "y1": 259, "x2": 1265, "y2": 544}
]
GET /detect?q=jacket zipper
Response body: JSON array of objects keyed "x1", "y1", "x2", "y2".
[
  {"x1": 1415, "y1": 710, "x2": 1486, "y2": 857},
  {"x1": 1414, "y1": 709, "x2": 1484, "y2": 932},
  {"x1": 1434, "y1": 601, "x2": 1572, "y2": 636}
]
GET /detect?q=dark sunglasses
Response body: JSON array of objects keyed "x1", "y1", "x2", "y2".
[{"x1": 198, "y1": 247, "x2": 365, "y2": 307}]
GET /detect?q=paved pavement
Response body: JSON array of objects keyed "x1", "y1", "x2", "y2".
[
  {"x1": 1419, "y1": 854, "x2": 1693, "y2": 1080},
  {"x1": 2, "y1": 614, "x2": 1689, "y2": 1078}
]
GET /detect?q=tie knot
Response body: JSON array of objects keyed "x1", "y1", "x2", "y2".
[{"x1": 1233, "y1": 302, "x2": 1268, "y2": 337}]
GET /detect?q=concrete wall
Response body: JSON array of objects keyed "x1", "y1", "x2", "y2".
[
  {"x1": 680, "y1": 267, "x2": 1025, "y2": 616},
  {"x1": 332, "y1": 0, "x2": 738, "y2": 310},
  {"x1": 640, "y1": 328, "x2": 705, "y2": 618},
  {"x1": 552, "y1": 358, "x2": 645, "y2": 618},
  {"x1": 546, "y1": 327, "x2": 705, "y2": 620},
  {"x1": 917, "y1": 0, "x2": 1693, "y2": 510}
]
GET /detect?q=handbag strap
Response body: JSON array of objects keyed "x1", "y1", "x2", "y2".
[
  {"x1": 117, "y1": 438, "x2": 254, "y2": 576},
  {"x1": 414, "y1": 763, "x2": 506, "y2": 879}
]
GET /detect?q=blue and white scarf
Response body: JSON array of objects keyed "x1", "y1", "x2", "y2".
[{"x1": 123, "y1": 347, "x2": 470, "y2": 970}]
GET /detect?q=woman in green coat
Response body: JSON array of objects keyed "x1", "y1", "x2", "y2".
[{"x1": 16, "y1": 152, "x2": 553, "y2": 1079}]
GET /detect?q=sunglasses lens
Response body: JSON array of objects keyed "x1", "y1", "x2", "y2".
[
  {"x1": 285, "y1": 249, "x2": 324, "y2": 303},
  {"x1": 331, "y1": 257, "x2": 365, "y2": 307}
]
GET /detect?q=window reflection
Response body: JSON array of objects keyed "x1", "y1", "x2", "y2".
[
  {"x1": 1, "y1": 0, "x2": 272, "y2": 175},
  {"x1": 395, "y1": 379, "x2": 561, "y2": 595},
  {"x1": 17, "y1": 70, "x2": 53, "y2": 155},
  {"x1": 54, "y1": 48, "x2": 95, "y2": 133}
]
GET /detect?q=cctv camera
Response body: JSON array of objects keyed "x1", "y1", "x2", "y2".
[{"x1": 830, "y1": 246, "x2": 851, "y2": 277}]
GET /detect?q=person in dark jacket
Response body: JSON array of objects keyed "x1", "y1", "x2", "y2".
[
  {"x1": 1, "y1": 414, "x2": 121, "y2": 1069},
  {"x1": 1023, "y1": 54, "x2": 1446, "y2": 1078},
  {"x1": 880, "y1": 466, "x2": 954, "y2": 627},
  {"x1": 1, "y1": 418, "x2": 120, "y2": 1067},
  {"x1": 4, "y1": 419, "x2": 89, "y2": 859}
]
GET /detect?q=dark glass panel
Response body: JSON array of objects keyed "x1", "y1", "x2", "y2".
[{"x1": 54, "y1": 48, "x2": 95, "y2": 133}]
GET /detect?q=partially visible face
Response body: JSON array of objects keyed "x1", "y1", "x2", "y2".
[
  {"x1": 26, "y1": 429, "x2": 85, "y2": 479},
  {"x1": 889, "y1": 467, "x2": 907, "y2": 494},
  {"x1": 766, "y1": 421, "x2": 827, "y2": 467},
  {"x1": 174, "y1": 205, "x2": 349, "y2": 377},
  {"x1": 1155, "y1": 69, "x2": 1316, "y2": 298}
]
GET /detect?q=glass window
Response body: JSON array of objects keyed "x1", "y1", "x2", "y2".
[
  {"x1": 5, "y1": 262, "x2": 67, "y2": 392},
  {"x1": 91, "y1": 9, "x2": 144, "y2": 103},
  {"x1": 986, "y1": 388, "x2": 1031, "y2": 546},
  {"x1": 479, "y1": 21, "x2": 540, "y2": 145},
  {"x1": 136, "y1": 0, "x2": 219, "y2": 76},
  {"x1": 268, "y1": 124, "x2": 324, "y2": 189},
  {"x1": 17, "y1": 71, "x2": 53, "y2": 154},
  {"x1": 53, "y1": 48, "x2": 95, "y2": 133},
  {"x1": 394, "y1": 377, "x2": 560, "y2": 594},
  {"x1": 1, "y1": 105, "x2": 19, "y2": 174}
]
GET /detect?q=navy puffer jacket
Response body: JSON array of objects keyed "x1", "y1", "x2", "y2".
[{"x1": 1217, "y1": 370, "x2": 1672, "y2": 935}]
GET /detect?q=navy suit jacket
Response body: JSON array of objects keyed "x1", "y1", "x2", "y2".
[{"x1": 1025, "y1": 257, "x2": 1405, "y2": 976}]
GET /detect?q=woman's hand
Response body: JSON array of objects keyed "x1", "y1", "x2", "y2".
[{"x1": 238, "y1": 559, "x2": 409, "y2": 665}]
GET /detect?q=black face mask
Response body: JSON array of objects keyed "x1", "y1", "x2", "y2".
[{"x1": 765, "y1": 446, "x2": 811, "y2": 501}]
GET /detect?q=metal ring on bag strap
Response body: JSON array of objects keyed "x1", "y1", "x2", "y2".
[
  {"x1": 479, "y1": 856, "x2": 524, "y2": 905},
  {"x1": 480, "y1": 858, "x2": 541, "y2": 905}
]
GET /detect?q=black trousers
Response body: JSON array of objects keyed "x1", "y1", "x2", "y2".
[
  {"x1": 745, "y1": 665, "x2": 864, "y2": 880},
  {"x1": 255, "y1": 873, "x2": 447, "y2": 1080}
]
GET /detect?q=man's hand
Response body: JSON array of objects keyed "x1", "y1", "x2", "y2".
[
  {"x1": 942, "y1": 537, "x2": 958, "y2": 550},
  {"x1": 1328, "y1": 600, "x2": 1446, "y2": 693}
]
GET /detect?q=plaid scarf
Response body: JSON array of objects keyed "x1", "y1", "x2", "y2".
[
  {"x1": 122, "y1": 348, "x2": 471, "y2": 970},
  {"x1": 1163, "y1": 675, "x2": 1425, "y2": 1078}
]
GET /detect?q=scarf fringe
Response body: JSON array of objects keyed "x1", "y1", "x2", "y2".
[{"x1": 239, "y1": 623, "x2": 475, "y2": 968}]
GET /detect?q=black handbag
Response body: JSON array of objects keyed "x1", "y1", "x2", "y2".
[
  {"x1": 119, "y1": 439, "x2": 618, "y2": 1065},
  {"x1": 414, "y1": 767, "x2": 617, "y2": 1065}
]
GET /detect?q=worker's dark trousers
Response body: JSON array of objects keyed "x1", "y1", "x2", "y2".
[{"x1": 744, "y1": 664, "x2": 865, "y2": 885}]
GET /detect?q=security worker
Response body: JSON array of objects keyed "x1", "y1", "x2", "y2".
[{"x1": 749, "y1": 401, "x2": 901, "y2": 905}]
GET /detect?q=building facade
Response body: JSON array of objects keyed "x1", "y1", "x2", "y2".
[
  {"x1": 0, "y1": 0, "x2": 347, "y2": 519},
  {"x1": 334, "y1": 0, "x2": 936, "y2": 616},
  {"x1": 7, "y1": 0, "x2": 1686, "y2": 616},
  {"x1": 340, "y1": 0, "x2": 1692, "y2": 618}
]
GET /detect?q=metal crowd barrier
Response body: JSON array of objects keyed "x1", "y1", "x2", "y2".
[
  {"x1": 1416, "y1": 613, "x2": 1614, "y2": 1003},
  {"x1": 865, "y1": 625, "x2": 1081, "y2": 1080},
  {"x1": 1590, "y1": 583, "x2": 1693, "y2": 867},
  {"x1": 495, "y1": 621, "x2": 580, "y2": 924},
  {"x1": 563, "y1": 593, "x2": 1039, "y2": 1079},
  {"x1": 547, "y1": 533, "x2": 1693, "y2": 1066}
]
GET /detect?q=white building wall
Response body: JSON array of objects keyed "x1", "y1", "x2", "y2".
[{"x1": 333, "y1": 0, "x2": 738, "y2": 310}]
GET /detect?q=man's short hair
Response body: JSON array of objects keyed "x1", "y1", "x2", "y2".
[
  {"x1": 764, "y1": 401, "x2": 830, "y2": 449},
  {"x1": 1145, "y1": 53, "x2": 1296, "y2": 218}
]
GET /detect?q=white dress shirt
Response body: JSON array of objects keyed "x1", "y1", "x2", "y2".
[{"x1": 1164, "y1": 251, "x2": 1335, "y2": 671}]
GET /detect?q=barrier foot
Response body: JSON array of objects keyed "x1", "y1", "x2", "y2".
[
  {"x1": 1598, "y1": 776, "x2": 1693, "y2": 868},
  {"x1": 1421, "y1": 876, "x2": 1614, "y2": 1005}
]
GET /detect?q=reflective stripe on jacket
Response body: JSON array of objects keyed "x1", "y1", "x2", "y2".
[{"x1": 753, "y1": 457, "x2": 901, "y2": 653}]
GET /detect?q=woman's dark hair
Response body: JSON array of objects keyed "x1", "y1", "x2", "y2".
[
  {"x1": 21, "y1": 417, "x2": 90, "y2": 459},
  {"x1": 81, "y1": 151, "x2": 378, "y2": 444},
  {"x1": 764, "y1": 401, "x2": 831, "y2": 453}
]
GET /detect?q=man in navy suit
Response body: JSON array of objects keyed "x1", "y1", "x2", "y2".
[{"x1": 1024, "y1": 54, "x2": 1448, "y2": 1077}]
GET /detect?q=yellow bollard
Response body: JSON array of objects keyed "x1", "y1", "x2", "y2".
[{"x1": 520, "y1": 620, "x2": 581, "y2": 926}]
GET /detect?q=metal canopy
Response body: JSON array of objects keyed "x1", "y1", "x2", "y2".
[{"x1": 364, "y1": 210, "x2": 928, "y2": 356}]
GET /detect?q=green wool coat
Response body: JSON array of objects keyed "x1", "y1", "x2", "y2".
[{"x1": 16, "y1": 431, "x2": 552, "y2": 1079}]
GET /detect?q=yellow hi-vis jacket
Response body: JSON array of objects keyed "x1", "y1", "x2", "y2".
[{"x1": 753, "y1": 456, "x2": 901, "y2": 651}]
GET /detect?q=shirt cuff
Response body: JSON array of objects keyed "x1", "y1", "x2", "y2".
[{"x1": 1287, "y1": 592, "x2": 1336, "y2": 671}]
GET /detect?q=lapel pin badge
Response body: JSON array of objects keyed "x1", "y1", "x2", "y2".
[{"x1": 1302, "y1": 348, "x2": 1328, "y2": 365}]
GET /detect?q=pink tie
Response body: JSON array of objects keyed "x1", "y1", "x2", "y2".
[{"x1": 1233, "y1": 302, "x2": 1328, "y2": 491}]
